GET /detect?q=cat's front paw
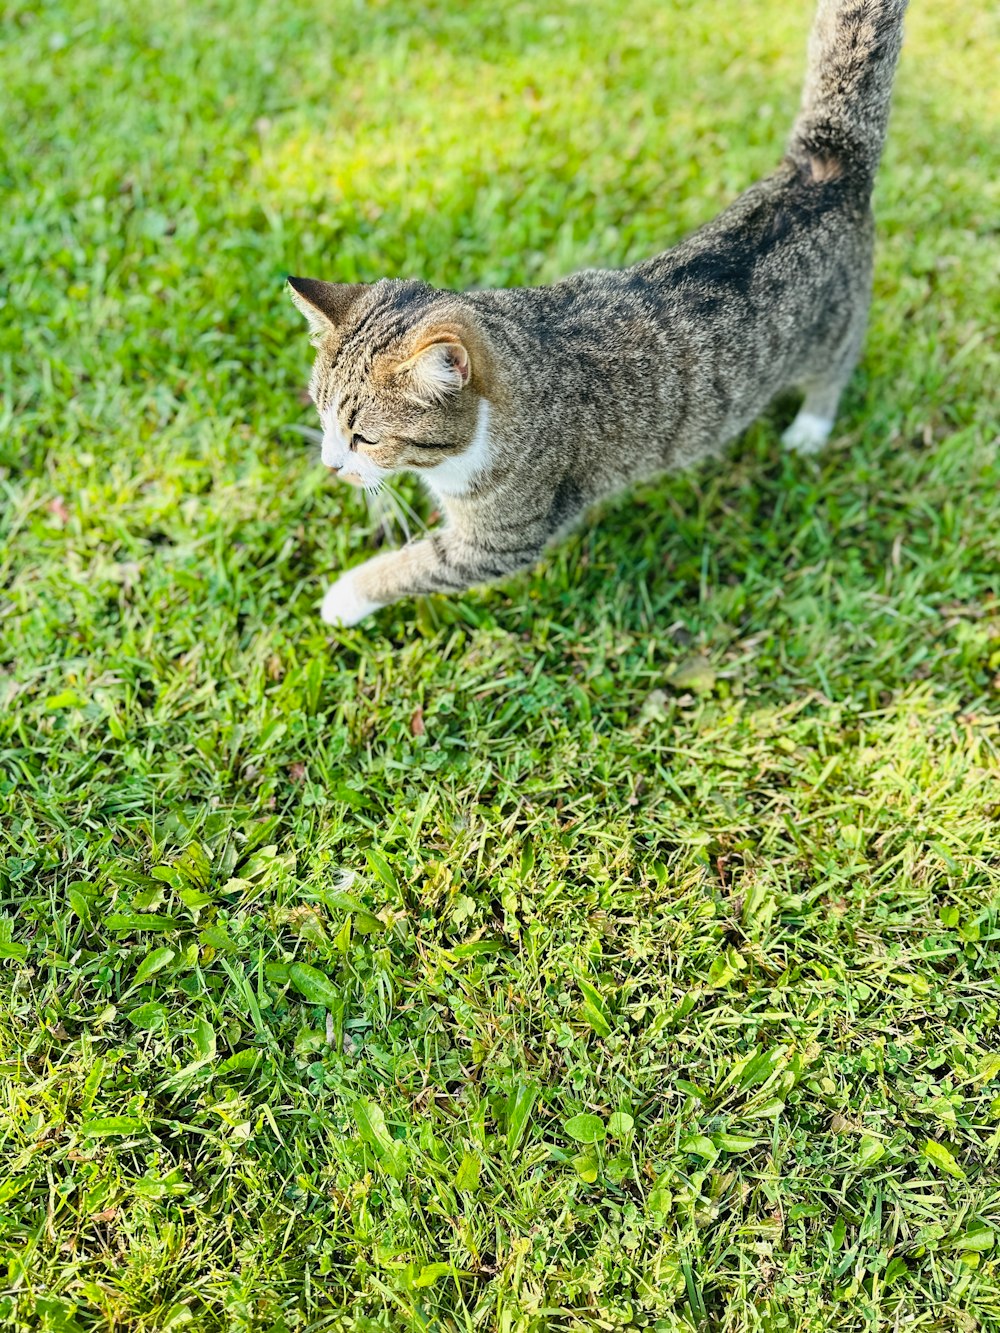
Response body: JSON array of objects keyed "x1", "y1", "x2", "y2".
[{"x1": 320, "y1": 572, "x2": 382, "y2": 627}]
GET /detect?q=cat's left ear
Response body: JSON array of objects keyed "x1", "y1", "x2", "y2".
[
  {"x1": 398, "y1": 333, "x2": 471, "y2": 405},
  {"x1": 287, "y1": 276, "x2": 366, "y2": 340}
]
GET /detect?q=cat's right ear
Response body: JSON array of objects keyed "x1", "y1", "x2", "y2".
[{"x1": 287, "y1": 276, "x2": 366, "y2": 340}]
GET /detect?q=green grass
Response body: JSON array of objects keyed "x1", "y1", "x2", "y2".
[{"x1": 1, "y1": 0, "x2": 999, "y2": 1328}]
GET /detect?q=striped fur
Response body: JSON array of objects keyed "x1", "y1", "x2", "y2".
[{"x1": 290, "y1": 0, "x2": 908, "y2": 626}]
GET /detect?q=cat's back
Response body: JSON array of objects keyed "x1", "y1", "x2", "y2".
[{"x1": 473, "y1": 160, "x2": 868, "y2": 349}]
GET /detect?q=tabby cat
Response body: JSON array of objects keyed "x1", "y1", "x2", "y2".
[{"x1": 290, "y1": 0, "x2": 907, "y2": 626}]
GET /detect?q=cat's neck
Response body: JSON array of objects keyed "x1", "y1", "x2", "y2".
[{"x1": 419, "y1": 397, "x2": 493, "y2": 501}]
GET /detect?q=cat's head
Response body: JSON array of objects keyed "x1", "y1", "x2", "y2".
[{"x1": 288, "y1": 276, "x2": 488, "y2": 493}]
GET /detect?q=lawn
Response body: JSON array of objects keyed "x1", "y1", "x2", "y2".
[{"x1": 1, "y1": 0, "x2": 999, "y2": 1328}]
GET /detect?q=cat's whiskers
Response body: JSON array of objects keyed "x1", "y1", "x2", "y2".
[
  {"x1": 381, "y1": 489, "x2": 411, "y2": 544},
  {"x1": 383, "y1": 485, "x2": 427, "y2": 538},
  {"x1": 364, "y1": 484, "x2": 396, "y2": 546},
  {"x1": 364, "y1": 480, "x2": 426, "y2": 546}
]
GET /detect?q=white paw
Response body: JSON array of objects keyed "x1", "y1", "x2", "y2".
[
  {"x1": 320, "y1": 572, "x2": 381, "y2": 627},
  {"x1": 782, "y1": 412, "x2": 833, "y2": 455}
]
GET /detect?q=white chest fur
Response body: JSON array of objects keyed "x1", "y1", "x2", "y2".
[{"x1": 421, "y1": 398, "x2": 492, "y2": 499}]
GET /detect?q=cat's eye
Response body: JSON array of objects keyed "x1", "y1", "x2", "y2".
[{"x1": 351, "y1": 433, "x2": 377, "y2": 450}]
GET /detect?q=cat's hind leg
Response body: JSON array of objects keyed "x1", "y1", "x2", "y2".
[
  {"x1": 782, "y1": 306, "x2": 868, "y2": 456},
  {"x1": 781, "y1": 379, "x2": 844, "y2": 455}
]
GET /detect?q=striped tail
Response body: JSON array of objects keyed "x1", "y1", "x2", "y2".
[{"x1": 789, "y1": 0, "x2": 908, "y2": 186}]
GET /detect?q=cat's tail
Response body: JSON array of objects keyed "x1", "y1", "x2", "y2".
[{"x1": 788, "y1": 0, "x2": 908, "y2": 187}]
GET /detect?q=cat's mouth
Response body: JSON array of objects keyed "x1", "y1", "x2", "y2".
[{"x1": 326, "y1": 465, "x2": 372, "y2": 488}]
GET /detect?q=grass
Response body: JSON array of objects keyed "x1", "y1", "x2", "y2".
[{"x1": 1, "y1": 0, "x2": 999, "y2": 1328}]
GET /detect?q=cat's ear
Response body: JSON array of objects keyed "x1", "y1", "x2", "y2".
[
  {"x1": 397, "y1": 333, "x2": 471, "y2": 406},
  {"x1": 287, "y1": 276, "x2": 366, "y2": 339}
]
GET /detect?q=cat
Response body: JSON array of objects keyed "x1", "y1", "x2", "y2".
[{"x1": 289, "y1": 0, "x2": 908, "y2": 627}]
